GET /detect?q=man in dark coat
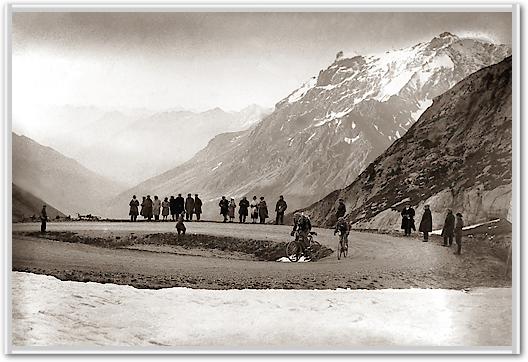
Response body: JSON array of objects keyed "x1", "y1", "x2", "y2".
[
  {"x1": 40, "y1": 205, "x2": 48, "y2": 233},
  {"x1": 336, "y1": 199, "x2": 346, "y2": 219},
  {"x1": 144, "y1": 195, "x2": 153, "y2": 221},
  {"x1": 418, "y1": 205, "x2": 432, "y2": 242},
  {"x1": 129, "y1": 195, "x2": 139, "y2": 222},
  {"x1": 401, "y1": 204, "x2": 415, "y2": 236},
  {"x1": 219, "y1": 196, "x2": 229, "y2": 222},
  {"x1": 238, "y1": 196, "x2": 250, "y2": 223},
  {"x1": 194, "y1": 194, "x2": 203, "y2": 221},
  {"x1": 169, "y1": 196, "x2": 177, "y2": 221},
  {"x1": 258, "y1": 197, "x2": 269, "y2": 224},
  {"x1": 275, "y1": 195, "x2": 288, "y2": 225},
  {"x1": 441, "y1": 209, "x2": 455, "y2": 246},
  {"x1": 185, "y1": 193, "x2": 195, "y2": 221},
  {"x1": 175, "y1": 194, "x2": 185, "y2": 219}
]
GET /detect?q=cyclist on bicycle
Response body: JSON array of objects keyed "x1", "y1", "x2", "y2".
[
  {"x1": 291, "y1": 212, "x2": 312, "y2": 257},
  {"x1": 334, "y1": 217, "x2": 349, "y2": 252}
]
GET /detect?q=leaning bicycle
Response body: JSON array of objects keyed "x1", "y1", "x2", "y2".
[{"x1": 285, "y1": 231, "x2": 320, "y2": 262}]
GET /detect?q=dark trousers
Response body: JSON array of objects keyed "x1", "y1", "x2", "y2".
[
  {"x1": 404, "y1": 227, "x2": 412, "y2": 236},
  {"x1": 195, "y1": 213, "x2": 201, "y2": 221},
  {"x1": 239, "y1": 214, "x2": 246, "y2": 223},
  {"x1": 423, "y1": 231, "x2": 429, "y2": 241},
  {"x1": 260, "y1": 217, "x2": 266, "y2": 224},
  {"x1": 455, "y1": 233, "x2": 462, "y2": 254},
  {"x1": 275, "y1": 212, "x2": 284, "y2": 225},
  {"x1": 154, "y1": 215, "x2": 159, "y2": 221},
  {"x1": 130, "y1": 215, "x2": 137, "y2": 222},
  {"x1": 186, "y1": 212, "x2": 193, "y2": 221},
  {"x1": 40, "y1": 220, "x2": 46, "y2": 233},
  {"x1": 443, "y1": 235, "x2": 453, "y2": 246}
]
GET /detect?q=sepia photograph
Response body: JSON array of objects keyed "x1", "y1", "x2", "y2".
[{"x1": 3, "y1": 1, "x2": 520, "y2": 354}]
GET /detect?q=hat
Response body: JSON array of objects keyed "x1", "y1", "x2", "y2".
[{"x1": 456, "y1": 213, "x2": 463, "y2": 217}]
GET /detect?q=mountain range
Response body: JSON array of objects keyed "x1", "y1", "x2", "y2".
[
  {"x1": 108, "y1": 32, "x2": 511, "y2": 219},
  {"x1": 301, "y1": 56, "x2": 512, "y2": 230},
  {"x1": 12, "y1": 183, "x2": 65, "y2": 222}
]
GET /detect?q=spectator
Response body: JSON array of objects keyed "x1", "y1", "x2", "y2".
[{"x1": 275, "y1": 195, "x2": 288, "y2": 225}]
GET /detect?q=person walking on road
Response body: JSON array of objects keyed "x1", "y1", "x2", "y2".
[
  {"x1": 441, "y1": 209, "x2": 455, "y2": 247},
  {"x1": 239, "y1": 196, "x2": 250, "y2": 223},
  {"x1": 129, "y1": 195, "x2": 139, "y2": 222},
  {"x1": 185, "y1": 193, "x2": 195, "y2": 221},
  {"x1": 250, "y1": 196, "x2": 259, "y2": 223},
  {"x1": 219, "y1": 196, "x2": 229, "y2": 222},
  {"x1": 275, "y1": 195, "x2": 288, "y2": 225},
  {"x1": 161, "y1": 197, "x2": 170, "y2": 221},
  {"x1": 40, "y1": 204, "x2": 48, "y2": 233},
  {"x1": 454, "y1": 213, "x2": 464, "y2": 255},
  {"x1": 194, "y1": 194, "x2": 203, "y2": 221},
  {"x1": 258, "y1": 197, "x2": 269, "y2": 224},
  {"x1": 228, "y1": 198, "x2": 236, "y2": 222},
  {"x1": 419, "y1": 205, "x2": 432, "y2": 242},
  {"x1": 152, "y1": 195, "x2": 161, "y2": 221}
]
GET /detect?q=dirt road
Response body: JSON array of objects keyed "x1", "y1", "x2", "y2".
[{"x1": 12, "y1": 221, "x2": 510, "y2": 290}]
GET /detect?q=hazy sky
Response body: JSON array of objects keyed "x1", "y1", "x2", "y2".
[{"x1": 12, "y1": 11, "x2": 512, "y2": 112}]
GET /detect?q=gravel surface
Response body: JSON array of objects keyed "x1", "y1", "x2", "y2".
[{"x1": 12, "y1": 221, "x2": 511, "y2": 290}]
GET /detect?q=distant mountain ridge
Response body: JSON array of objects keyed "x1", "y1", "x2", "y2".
[
  {"x1": 12, "y1": 132, "x2": 124, "y2": 216},
  {"x1": 108, "y1": 32, "x2": 510, "y2": 219},
  {"x1": 12, "y1": 183, "x2": 65, "y2": 222},
  {"x1": 300, "y1": 56, "x2": 512, "y2": 230}
]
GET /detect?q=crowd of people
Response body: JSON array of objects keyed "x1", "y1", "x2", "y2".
[
  {"x1": 401, "y1": 204, "x2": 465, "y2": 255},
  {"x1": 218, "y1": 195, "x2": 288, "y2": 224},
  {"x1": 129, "y1": 194, "x2": 203, "y2": 222},
  {"x1": 128, "y1": 194, "x2": 289, "y2": 225}
]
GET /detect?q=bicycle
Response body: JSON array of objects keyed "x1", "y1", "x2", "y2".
[
  {"x1": 336, "y1": 232, "x2": 348, "y2": 260},
  {"x1": 285, "y1": 231, "x2": 320, "y2": 262}
]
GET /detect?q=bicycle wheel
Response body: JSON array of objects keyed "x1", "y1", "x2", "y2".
[{"x1": 286, "y1": 241, "x2": 301, "y2": 262}]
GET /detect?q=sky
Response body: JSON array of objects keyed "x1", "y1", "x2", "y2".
[{"x1": 12, "y1": 11, "x2": 512, "y2": 113}]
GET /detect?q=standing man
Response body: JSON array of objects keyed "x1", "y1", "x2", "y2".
[
  {"x1": 152, "y1": 195, "x2": 161, "y2": 221},
  {"x1": 185, "y1": 193, "x2": 195, "y2": 221},
  {"x1": 175, "y1": 194, "x2": 185, "y2": 220},
  {"x1": 258, "y1": 197, "x2": 269, "y2": 224},
  {"x1": 336, "y1": 199, "x2": 346, "y2": 219},
  {"x1": 144, "y1": 195, "x2": 153, "y2": 221},
  {"x1": 401, "y1": 204, "x2": 415, "y2": 236},
  {"x1": 275, "y1": 195, "x2": 288, "y2": 225},
  {"x1": 238, "y1": 196, "x2": 250, "y2": 223},
  {"x1": 441, "y1": 209, "x2": 455, "y2": 247},
  {"x1": 194, "y1": 194, "x2": 203, "y2": 221},
  {"x1": 454, "y1": 213, "x2": 464, "y2": 255},
  {"x1": 129, "y1": 195, "x2": 139, "y2": 222},
  {"x1": 40, "y1": 204, "x2": 48, "y2": 233},
  {"x1": 419, "y1": 205, "x2": 432, "y2": 242},
  {"x1": 219, "y1": 196, "x2": 229, "y2": 222}
]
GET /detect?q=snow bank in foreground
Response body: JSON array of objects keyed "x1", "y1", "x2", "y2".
[{"x1": 11, "y1": 272, "x2": 511, "y2": 349}]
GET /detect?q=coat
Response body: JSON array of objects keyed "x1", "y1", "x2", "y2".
[
  {"x1": 219, "y1": 199, "x2": 229, "y2": 215},
  {"x1": 275, "y1": 199, "x2": 287, "y2": 214},
  {"x1": 419, "y1": 209, "x2": 432, "y2": 232},
  {"x1": 401, "y1": 207, "x2": 416, "y2": 230},
  {"x1": 258, "y1": 200, "x2": 268, "y2": 219},
  {"x1": 175, "y1": 196, "x2": 185, "y2": 214},
  {"x1": 455, "y1": 216, "x2": 464, "y2": 236},
  {"x1": 143, "y1": 198, "x2": 153, "y2": 218},
  {"x1": 161, "y1": 201, "x2": 170, "y2": 216},
  {"x1": 140, "y1": 199, "x2": 146, "y2": 216},
  {"x1": 250, "y1": 200, "x2": 259, "y2": 218},
  {"x1": 239, "y1": 199, "x2": 250, "y2": 216},
  {"x1": 228, "y1": 201, "x2": 236, "y2": 218},
  {"x1": 152, "y1": 199, "x2": 161, "y2": 216},
  {"x1": 129, "y1": 199, "x2": 139, "y2": 216},
  {"x1": 194, "y1": 197, "x2": 203, "y2": 214},
  {"x1": 336, "y1": 203, "x2": 346, "y2": 218},
  {"x1": 441, "y1": 213, "x2": 455, "y2": 237},
  {"x1": 169, "y1": 197, "x2": 177, "y2": 215},
  {"x1": 185, "y1": 197, "x2": 195, "y2": 214}
]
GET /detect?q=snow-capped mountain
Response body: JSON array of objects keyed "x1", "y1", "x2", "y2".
[
  {"x1": 301, "y1": 56, "x2": 512, "y2": 230},
  {"x1": 108, "y1": 33, "x2": 510, "y2": 219}
]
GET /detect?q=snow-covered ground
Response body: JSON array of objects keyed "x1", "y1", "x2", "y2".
[{"x1": 11, "y1": 272, "x2": 511, "y2": 350}]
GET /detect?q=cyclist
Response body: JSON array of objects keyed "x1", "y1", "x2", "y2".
[
  {"x1": 291, "y1": 212, "x2": 312, "y2": 258},
  {"x1": 334, "y1": 217, "x2": 349, "y2": 253}
]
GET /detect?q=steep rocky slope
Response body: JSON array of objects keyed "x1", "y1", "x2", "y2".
[
  {"x1": 12, "y1": 183, "x2": 65, "y2": 222},
  {"x1": 301, "y1": 56, "x2": 512, "y2": 230},
  {"x1": 109, "y1": 33, "x2": 510, "y2": 218},
  {"x1": 12, "y1": 133, "x2": 124, "y2": 216}
]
